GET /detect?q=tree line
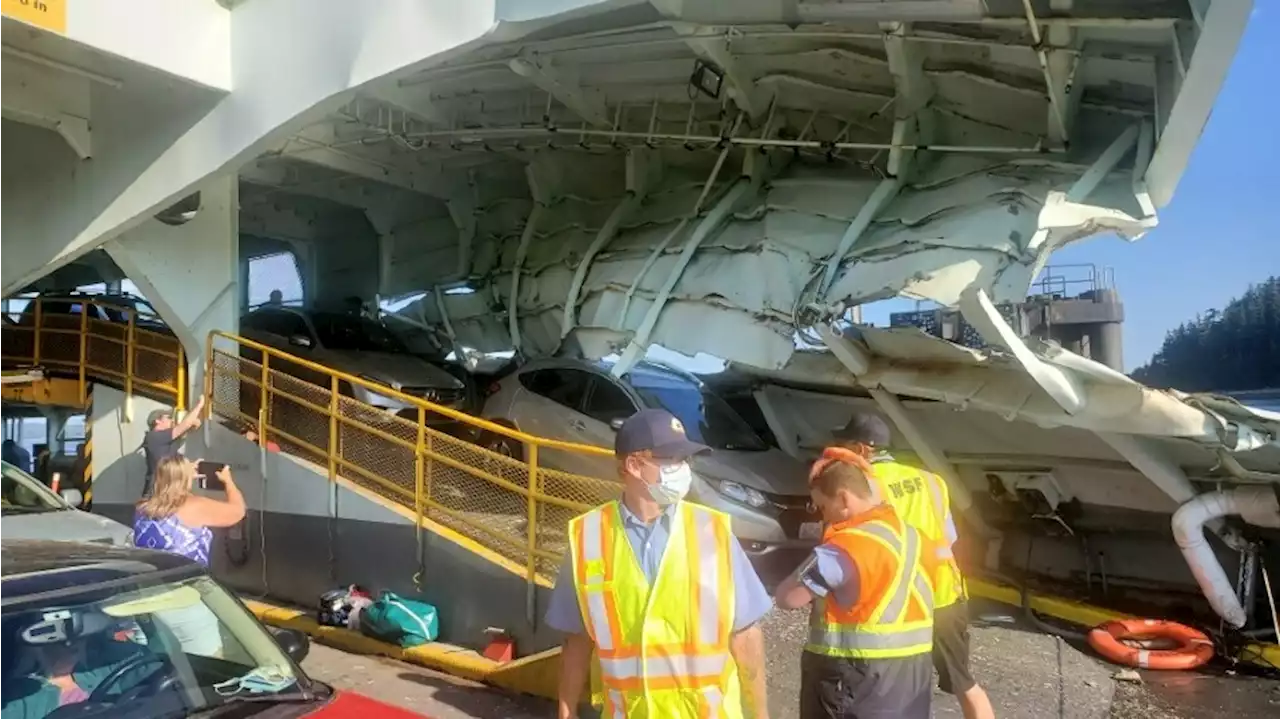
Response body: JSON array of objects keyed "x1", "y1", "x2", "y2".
[{"x1": 1131, "y1": 276, "x2": 1279, "y2": 392}]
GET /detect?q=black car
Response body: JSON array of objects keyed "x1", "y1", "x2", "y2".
[{"x1": 0, "y1": 540, "x2": 424, "y2": 719}]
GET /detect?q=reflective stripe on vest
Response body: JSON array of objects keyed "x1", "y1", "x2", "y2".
[
  {"x1": 571, "y1": 501, "x2": 742, "y2": 718},
  {"x1": 806, "y1": 518, "x2": 934, "y2": 659}
]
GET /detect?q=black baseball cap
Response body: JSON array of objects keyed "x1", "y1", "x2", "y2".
[
  {"x1": 832, "y1": 413, "x2": 891, "y2": 447},
  {"x1": 614, "y1": 408, "x2": 709, "y2": 460},
  {"x1": 146, "y1": 408, "x2": 173, "y2": 428}
]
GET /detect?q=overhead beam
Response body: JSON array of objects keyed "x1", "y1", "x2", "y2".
[
  {"x1": 364, "y1": 82, "x2": 451, "y2": 129},
  {"x1": 269, "y1": 124, "x2": 454, "y2": 199},
  {"x1": 880, "y1": 22, "x2": 935, "y2": 180},
  {"x1": 1, "y1": 57, "x2": 92, "y2": 159},
  {"x1": 238, "y1": 159, "x2": 399, "y2": 211},
  {"x1": 508, "y1": 51, "x2": 612, "y2": 128},
  {"x1": 1044, "y1": 21, "x2": 1082, "y2": 147}
]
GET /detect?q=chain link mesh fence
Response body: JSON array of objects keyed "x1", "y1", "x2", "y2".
[
  {"x1": 208, "y1": 336, "x2": 618, "y2": 584},
  {"x1": 0, "y1": 302, "x2": 184, "y2": 407}
]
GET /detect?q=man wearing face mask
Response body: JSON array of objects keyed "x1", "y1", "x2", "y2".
[
  {"x1": 545, "y1": 408, "x2": 773, "y2": 719},
  {"x1": 774, "y1": 447, "x2": 938, "y2": 719}
]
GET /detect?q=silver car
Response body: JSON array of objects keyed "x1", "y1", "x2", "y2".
[
  {"x1": 1, "y1": 461, "x2": 133, "y2": 545},
  {"x1": 480, "y1": 357, "x2": 820, "y2": 556},
  {"x1": 239, "y1": 307, "x2": 467, "y2": 415}
]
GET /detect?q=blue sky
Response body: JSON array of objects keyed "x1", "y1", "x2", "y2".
[{"x1": 1049, "y1": 9, "x2": 1277, "y2": 371}]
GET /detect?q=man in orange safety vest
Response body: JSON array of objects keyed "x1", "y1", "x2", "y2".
[{"x1": 833, "y1": 413, "x2": 995, "y2": 719}]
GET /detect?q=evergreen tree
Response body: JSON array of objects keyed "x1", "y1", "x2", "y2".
[{"x1": 1131, "y1": 276, "x2": 1280, "y2": 392}]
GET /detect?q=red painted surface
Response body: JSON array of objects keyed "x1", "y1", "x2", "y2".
[{"x1": 304, "y1": 690, "x2": 429, "y2": 718}]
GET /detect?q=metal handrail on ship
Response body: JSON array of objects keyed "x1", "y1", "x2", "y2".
[
  {"x1": 203, "y1": 330, "x2": 616, "y2": 619},
  {"x1": 0, "y1": 297, "x2": 186, "y2": 409}
]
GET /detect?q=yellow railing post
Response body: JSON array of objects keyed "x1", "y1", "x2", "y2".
[
  {"x1": 414, "y1": 405, "x2": 427, "y2": 592},
  {"x1": 176, "y1": 345, "x2": 186, "y2": 412},
  {"x1": 415, "y1": 406, "x2": 426, "y2": 524},
  {"x1": 258, "y1": 353, "x2": 270, "y2": 445},
  {"x1": 124, "y1": 309, "x2": 135, "y2": 402},
  {"x1": 78, "y1": 304, "x2": 88, "y2": 406},
  {"x1": 32, "y1": 299, "x2": 42, "y2": 366},
  {"x1": 328, "y1": 376, "x2": 339, "y2": 483},
  {"x1": 203, "y1": 335, "x2": 215, "y2": 421},
  {"x1": 525, "y1": 442, "x2": 540, "y2": 626}
]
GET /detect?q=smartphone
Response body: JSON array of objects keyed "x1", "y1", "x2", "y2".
[{"x1": 196, "y1": 461, "x2": 227, "y2": 491}]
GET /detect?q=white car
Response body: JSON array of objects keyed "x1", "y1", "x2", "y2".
[
  {"x1": 0, "y1": 461, "x2": 133, "y2": 546},
  {"x1": 480, "y1": 357, "x2": 820, "y2": 557}
]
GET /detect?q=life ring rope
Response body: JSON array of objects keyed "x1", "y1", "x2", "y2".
[{"x1": 1086, "y1": 619, "x2": 1215, "y2": 671}]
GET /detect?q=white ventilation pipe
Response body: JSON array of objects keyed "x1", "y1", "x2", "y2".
[{"x1": 1172, "y1": 486, "x2": 1280, "y2": 628}]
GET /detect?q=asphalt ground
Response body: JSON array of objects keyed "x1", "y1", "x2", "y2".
[{"x1": 303, "y1": 601, "x2": 1280, "y2": 718}]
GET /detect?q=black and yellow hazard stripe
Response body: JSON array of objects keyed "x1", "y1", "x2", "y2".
[{"x1": 81, "y1": 388, "x2": 93, "y2": 510}]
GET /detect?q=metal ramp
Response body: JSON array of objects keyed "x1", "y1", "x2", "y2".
[{"x1": 202, "y1": 330, "x2": 618, "y2": 587}]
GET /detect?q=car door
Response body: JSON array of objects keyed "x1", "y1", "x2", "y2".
[
  {"x1": 580, "y1": 374, "x2": 639, "y2": 459},
  {"x1": 510, "y1": 367, "x2": 604, "y2": 477}
]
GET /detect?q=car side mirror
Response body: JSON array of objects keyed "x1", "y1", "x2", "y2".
[
  {"x1": 59, "y1": 488, "x2": 84, "y2": 508},
  {"x1": 609, "y1": 418, "x2": 626, "y2": 431},
  {"x1": 270, "y1": 626, "x2": 310, "y2": 663},
  {"x1": 288, "y1": 334, "x2": 313, "y2": 349}
]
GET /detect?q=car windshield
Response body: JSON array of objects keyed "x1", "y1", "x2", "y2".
[
  {"x1": 1, "y1": 571, "x2": 305, "y2": 719},
  {"x1": 310, "y1": 312, "x2": 407, "y2": 353},
  {"x1": 630, "y1": 375, "x2": 767, "y2": 452},
  {"x1": 1, "y1": 462, "x2": 65, "y2": 515}
]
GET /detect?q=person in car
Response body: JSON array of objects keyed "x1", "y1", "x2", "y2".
[
  {"x1": 2, "y1": 439, "x2": 31, "y2": 473},
  {"x1": 141, "y1": 395, "x2": 205, "y2": 497},
  {"x1": 2, "y1": 611, "x2": 155, "y2": 718}
]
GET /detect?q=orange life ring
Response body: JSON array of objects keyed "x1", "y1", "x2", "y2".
[{"x1": 1086, "y1": 619, "x2": 1214, "y2": 670}]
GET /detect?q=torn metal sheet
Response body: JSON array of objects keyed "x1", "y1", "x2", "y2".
[{"x1": 722, "y1": 325, "x2": 1279, "y2": 472}]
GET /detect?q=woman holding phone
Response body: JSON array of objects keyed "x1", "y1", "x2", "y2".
[{"x1": 133, "y1": 455, "x2": 246, "y2": 655}]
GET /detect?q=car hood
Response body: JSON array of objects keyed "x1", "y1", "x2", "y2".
[
  {"x1": 304, "y1": 689, "x2": 427, "y2": 718},
  {"x1": 323, "y1": 350, "x2": 463, "y2": 390},
  {"x1": 691, "y1": 448, "x2": 810, "y2": 496},
  {"x1": 0, "y1": 509, "x2": 132, "y2": 545}
]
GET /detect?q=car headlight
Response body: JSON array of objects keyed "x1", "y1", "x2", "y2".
[
  {"x1": 715, "y1": 480, "x2": 768, "y2": 509},
  {"x1": 358, "y1": 375, "x2": 397, "y2": 404}
]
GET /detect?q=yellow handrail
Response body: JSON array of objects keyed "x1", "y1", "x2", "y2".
[
  {"x1": 0, "y1": 297, "x2": 187, "y2": 410},
  {"x1": 203, "y1": 329, "x2": 622, "y2": 596},
  {"x1": 205, "y1": 330, "x2": 614, "y2": 455}
]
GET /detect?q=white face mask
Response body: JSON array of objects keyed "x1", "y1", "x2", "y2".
[{"x1": 647, "y1": 462, "x2": 693, "y2": 505}]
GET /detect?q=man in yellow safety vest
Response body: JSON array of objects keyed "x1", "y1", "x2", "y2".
[
  {"x1": 833, "y1": 413, "x2": 995, "y2": 719},
  {"x1": 545, "y1": 408, "x2": 772, "y2": 719}
]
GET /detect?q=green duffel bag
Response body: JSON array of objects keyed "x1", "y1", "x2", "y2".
[{"x1": 358, "y1": 591, "x2": 440, "y2": 647}]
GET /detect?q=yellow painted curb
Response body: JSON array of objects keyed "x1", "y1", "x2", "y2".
[
  {"x1": 244, "y1": 600, "x2": 494, "y2": 683},
  {"x1": 966, "y1": 578, "x2": 1280, "y2": 670},
  {"x1": 244, "y1": 599, "x2": 563, "y2": 699}
]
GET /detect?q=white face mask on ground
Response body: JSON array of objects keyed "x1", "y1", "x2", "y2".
[{"x1": 647, "y1": 462, "x2": 693, "y2": 505}]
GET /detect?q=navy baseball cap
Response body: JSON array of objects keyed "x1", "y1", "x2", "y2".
[
  {"x1": 614, "y1": 408, "x2": 709, "y2": 460},
  {"x1": 833, "y1": 413, "x2": 891, "y2": 447}
]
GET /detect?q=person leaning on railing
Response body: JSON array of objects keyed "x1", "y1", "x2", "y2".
[{"x1": 133, "y1": 455, "x2": 246, "y2": 657}]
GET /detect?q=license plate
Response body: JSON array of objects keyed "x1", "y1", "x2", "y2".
[{"x1": 799, "y1": 522, "x2": 823, "y2": 541}]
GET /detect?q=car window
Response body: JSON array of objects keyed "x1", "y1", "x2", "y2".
[
  {"x1": 630, "y1": 374, "x2": 768, "y2": 451},
  {"x1": 583, "y1": 377, "x2": 636, "y2": 423},
  {"x1": 0, "y1": 573, "x2": 303, "y2": 719},
  {"x1": 520, "y1": 369, "x2": 591, "y2": 411},
  {"x1": 310, "y1": 312, "x2": 406, "y2": 353},
  {"x1": 246, "y1": 311, "x2": 309, "y2": 339},
  {"x1": 1, "y1": 463, "x2": 64, "y2": 514}
]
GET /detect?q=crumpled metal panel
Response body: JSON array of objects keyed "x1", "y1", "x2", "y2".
[{"x1": 419, "y1": 155, "x2": 1102, "y2": 369}]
